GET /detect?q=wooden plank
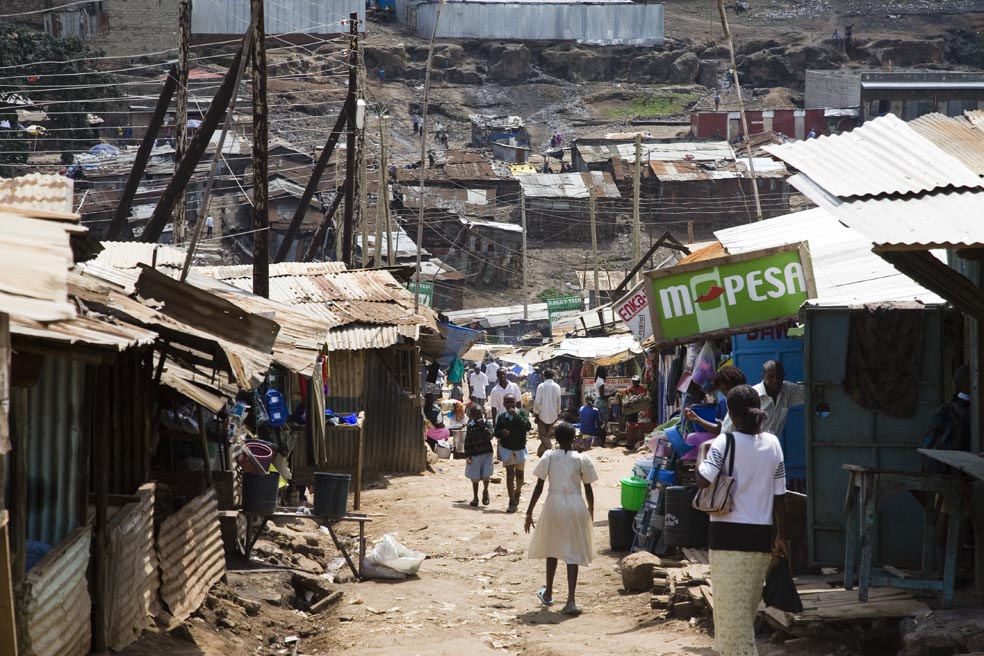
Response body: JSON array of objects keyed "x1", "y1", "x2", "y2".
[
  {"x1": 917, "y1": 448, "x2": 984, "y2": 483},
  {"x1": 0, "y1": 517, "x2": 16, "y2": 656}
]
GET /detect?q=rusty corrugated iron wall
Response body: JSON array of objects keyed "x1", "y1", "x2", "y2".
[
  {"x1": 156, "y1": 489, "x2": 225, "y2": 621},
  {"x1": 102, "y1": 483, "x2": 159, "y2": 652},
  {"x1": 322, "y1": 349, "x2": 426, "y2": 473},
  {"x1": 20, "y1": 527, "x2": 91, "y2": 656}
]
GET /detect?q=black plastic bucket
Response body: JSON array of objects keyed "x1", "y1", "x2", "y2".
[
  {"x1": 663, "y1": 485, "x2": 709, "y2": 548},
  {"x1": 608, "y1": 507, "x2": 637, "y2": 551},
  {"x1": 242, "y1": 472, "x2": 279, "y2": 515},
  {"x1": 314, "y1": 472, "x2": 351, "y2": 519}
]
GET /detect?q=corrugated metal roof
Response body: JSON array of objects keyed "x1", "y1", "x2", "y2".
[
  {"x1": 444, "y1": 302, "x2": 550, "y2": 328},
  {"x1": 11, "y1": 313, "x2": 157, "y2": 350},
  {"x1": 460, "y1": 216, "x2": 523, "y2": 233},
  {"x1": 0, "y1": 210, "x2": 76, "y2": 322},
  {"x1": 195, "y1": 261, "x2": 348, "y2": 279},
  {"x1": 0, "y1": 173, "x2": 76, "y2": 218},
  {"x1": 765, "y1": 113, "x2": 983, "y2": 199},
  {"x1": 325, "y1": 323, "x2": 413, "y2": 350},
  {"x1": 908, "y1": 113, "x2": 984, "y2": 177},
  {"x1": 577, "y1": 141, "x2": 733, "y2": 165},
  {"x1": 861, "y1": 80, "x2": 984, "y2": 90},
  {"x1": 223, "y1": 269, "x2": 416, "y2": 303},
  {"x1": 791, "y1": 175, "x2": 984, "y2": 251},
  {"x1": 515, "y1": 171, "x2": 621, "y2": 198},
  {"x1": 97, "y1": 241, "x2": 188, "y2": 269},
  {"x1": 715, "y1": 207, "x2": 945, "y2": 305},
  {"x1": 649, "y1": 160, "x2": 712, "y2": 181},
  {"x1": 444, "y1": 161, "x2": 497, "y2": 179}
]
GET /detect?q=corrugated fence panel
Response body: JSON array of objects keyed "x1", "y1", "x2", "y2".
[
  {"x1": 192, "y1": 0, "x2": 366, "y2": 34},
  {"x1": 157, "y1": 489, "x2": 225, "y2": 622},
  {"x1": 21, "y1": 527, "x2": 91, "y2": 656},
  {"x1": 415, "y1": 2, "x2": 664, "y2": 45},
  {"x1": 104, "y1": 483, "x2": 160, "y2": 652},
  {"x1": 27, "y1": 356, "x2": 83, "y2": 546}
]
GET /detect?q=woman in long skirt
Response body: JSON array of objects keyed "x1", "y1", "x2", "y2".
[{"x1": 524, "y1": 422, "x2": 598, "y2": 615}]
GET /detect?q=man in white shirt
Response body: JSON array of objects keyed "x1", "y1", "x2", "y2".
[
  {"x1": 205, "y1": 214, "x2": 214, "y2": 238},
  {"x1": 489, "y1": 368, "x2": 521, "y2": 419},
  {"x1": 485, "y1": 360, "x2": 500, "y2": 396},
  {"x1": 533, "y1": 368, "x2": 562, "y2": 456},
  {"x1": 750, "y1": 360, "x2": 804, "y2": 437},
  {"x1": 469, "y1": 364, "x2": 489, "y2": 406}
]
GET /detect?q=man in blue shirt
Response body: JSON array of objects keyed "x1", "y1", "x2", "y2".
[{"x1": 579, "y1": 395, "x2": 606, "y2": 447}]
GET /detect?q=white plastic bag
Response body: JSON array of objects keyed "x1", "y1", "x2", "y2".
[{"x1": 362, "y1": 534, "x2": 426, "y2": 580}]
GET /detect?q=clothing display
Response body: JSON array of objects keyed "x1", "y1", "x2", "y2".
[{"x1": 527, "y1": 449, "x2": 599, "y2": 566}]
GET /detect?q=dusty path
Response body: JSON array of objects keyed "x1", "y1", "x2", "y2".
[{"x1": 307, "y1": 447, "x2": 718, "y2": 656}]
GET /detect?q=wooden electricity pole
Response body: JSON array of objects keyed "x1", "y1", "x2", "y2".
[
  {"x1": 174, "y1": 0, "x2": 191, "y2": 244},
  {"x1": 521, "y1": 188, "x2": 528, "y2": 320},
  {"x1": 251, "y1": 0, "x2": 269, "y2": 298},
  {"x1": 590, "y1": 190, "x2": 599, "y2": 304},
  {"x1": 374, "y1": 117, "x2": 385, "y2": 268},
  {"x1": 359, "y1": 138, "x2": 368, "y2": 268},
  {"x1": 632, "y1": 133, "x2": 642, "y2": 283},
  {"x1": 341, "y1": 12, "x2": 359, "y2": 268}
]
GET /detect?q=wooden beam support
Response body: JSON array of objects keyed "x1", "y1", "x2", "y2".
[
  {"x1": 251, "y1": 0, "x2": 270, "y2": 297},
  {"x1": 141, "y1": 44, "x2": 246, "y2": 243},
  {"x1": 107, "y1": 65, "x2": 179, "y2": 240},
  {"x1": 304, "y1": 183, "x2": 347, "y2": 262}
]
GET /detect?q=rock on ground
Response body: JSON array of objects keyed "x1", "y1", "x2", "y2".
[
  {"x1": 899, "y1": 608, "x2": 984, "y2": 656},
  {"x1": 620, "y1": 551, "x2": 662, "y2": 593}
]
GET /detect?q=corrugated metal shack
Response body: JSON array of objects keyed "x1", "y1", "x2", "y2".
[
  {"x1": 196, "y1": 264, "x2": 445, "y2": 474},
  {"x1": 515, "y1": 171, "x2": 623, "y2": 240},
  {"x1": 407, "y1": 0, "x2": 664, "y2": 46}
]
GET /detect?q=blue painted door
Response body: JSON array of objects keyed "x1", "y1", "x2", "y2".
[{"x1": 732, "y1": 325, "x2": 806, "y2": 492}]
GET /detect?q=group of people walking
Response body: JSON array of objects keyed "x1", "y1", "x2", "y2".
[{"x1": 439, "y1": 357, "x2": 797, "y2": 649}]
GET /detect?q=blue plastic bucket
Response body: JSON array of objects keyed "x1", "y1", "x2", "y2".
[
  {"x1": 656, "y1": 469, "x2": 677, "y2": 486},
  {"x1": 664, "y1": 425, "x2": 690, "y2": 457}
]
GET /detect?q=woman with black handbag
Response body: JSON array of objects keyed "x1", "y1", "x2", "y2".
[{"x1": 695, "y1": 385, "x2": 789, "y2": 656}]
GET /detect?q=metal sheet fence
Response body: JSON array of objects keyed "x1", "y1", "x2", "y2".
[
  {"x1": 413, "y1": 1, "x2": 664, "y2": 45},
  {"x1": 20, "y1": 527, "x2": 91, "y2": 656},
  {"x1": 192, "y1": 0, "x2": 366, "y2": 34}
]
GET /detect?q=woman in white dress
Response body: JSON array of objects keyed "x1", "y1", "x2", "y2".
[{"x1": 524, "y1": 422, "x2": 598, "y2": 616}]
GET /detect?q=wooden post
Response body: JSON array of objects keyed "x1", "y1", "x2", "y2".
[
  {"x1": 9, "y1": 388, "x2": 26, "y2": 585},
  {"x1": 91, "y1": 367, "x2": 110, "y2": 653},
  {"x1": 521, "y1": 188, "x2": 528, "y2": 320},
  {"x1": 251, "y1": 0, "x2": 269, "y2": 298},
  {"x1": 380, "y1": 122, "x2": 394, "y2": 267},
  {"x1": 359, "y1": 133, "x2": 368, "y2": 268},
  {"x1": 632, "y1": 133, "x2": 642, "y2": 284},
  {"x1": 342, "y1": 13, "x2": 359, "y2": 268},
  {"x1": 304, "y1": 184, "x2": 347, "y2": 262},
  {"x1": 374, "y1": 118, "x2": 385, "y2": 268},
  {"x1": 174, "y1": 0, "x2": 191, "y2": 245},
  {"x1": 590, "y1": 190, "x2": 599, "y2": 304},
  {"x1": 688, "y1": 220, "x2": 695, "y2": 244},
  {"x1": 106, "y1": 65, "x2": 178, "y2": 240},
  {"x1": 0, "y1": 313, "x2": 14, "y2": 656},
  {"x1": 141, "y1": 40, "x2": 249, "y2": 243},
  {"x1": 274, "y1": 109, "x2": 348, "y2": 262},
  {"x1": 354, "y1": 417, "x2": 364, "y2": 510},
  {"x1": 197, "y1": 406, "x2": 213, "y2": 489}
]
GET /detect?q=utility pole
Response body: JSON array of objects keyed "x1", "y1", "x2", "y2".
[
  {"x1": 174, "y1": 0, "x2": 191, "y2": 244},
  {"x1": 521, "y1": 188, "x2": 528, "y2": 321},
  {"x1": 590, "y1": 190, "x2": 599, "y2": 306},
  {"x1": 374, "y1": 117, "x2": 385, "y2": 268},
  {"x1": 342, "y1": 12, "x2": 358, "y2": 268},
  {"x1": 632, "y1": 133, "x2": 642, "y2": 284},
  {"x1": 716, "y1": 0, "x2": 763, "y2": 221},
  {"x1": 251, "y1": 0, "x2": 269, "y2": 297},
  {"x1": 359, "y1": 136, "x2": 368, "y2": 268}
]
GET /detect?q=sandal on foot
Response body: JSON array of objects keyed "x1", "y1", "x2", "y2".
[
  {"x1": 469, "y1": 499, "x2": 478, "y2": 507},
  {"x1": 482, "y1": 492, "x2": 490, "y2": 506},
  {"x1": 536, "y1": 588, "x2": 554, "y2": 606},
  {"x1": 560, "y1": 604, "x2": 581, "y2": 616}
]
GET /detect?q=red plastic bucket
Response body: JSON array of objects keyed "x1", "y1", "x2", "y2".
[{"x1": 238, "y1": 441, "x2": 275, "y2": 474}]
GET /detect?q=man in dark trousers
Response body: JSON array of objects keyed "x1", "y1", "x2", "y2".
[{"x1": 495, "y1": 394, "x2": 531, "y2": 513}]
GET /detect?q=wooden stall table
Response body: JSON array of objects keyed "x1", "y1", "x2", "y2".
[
  {"x1": 842, "y1": 463, "x2": 971, "y2": 609},
  {"x1": 324, "y1": 411, "x2": 365, "y2": 510}
]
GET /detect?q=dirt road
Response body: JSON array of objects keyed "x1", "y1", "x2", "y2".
[{"x1": 309, "y1": 447, "x2": 719, "y2": 656}]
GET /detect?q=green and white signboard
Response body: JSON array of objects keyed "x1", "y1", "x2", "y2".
[
  {"x1": 547, "y1": 295, "x2": 585, "y2": 331},
  {"x1": 644, "y1": 243, "x2": 816, "y2": 347},
  {"x1": 404, "y1": 281, "x2": 434, "y2": 307}
]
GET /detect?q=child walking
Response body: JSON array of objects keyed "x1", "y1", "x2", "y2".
[
  {"x1": 524, "y1": 422, "x2": 598, "y2": 615},
  {"x1": 464, "y1": 405, "x2": 494, "y2": 507}
]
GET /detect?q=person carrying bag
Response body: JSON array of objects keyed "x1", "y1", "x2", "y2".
[{"x1": 695, "y1": 385, "x2": 789, "y2": 656}]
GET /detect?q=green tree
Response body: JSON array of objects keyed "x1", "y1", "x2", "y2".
[{"x1": 0, "y1": 22, "x2": 119, "y2": 169}]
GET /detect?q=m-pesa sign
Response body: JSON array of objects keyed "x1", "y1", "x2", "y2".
[{"x1": 644, "y1": 243, "x2": 816, "y2": 346}]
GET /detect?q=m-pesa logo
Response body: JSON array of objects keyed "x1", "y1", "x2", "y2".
[{"x1": 658, "y1": 262, "x2": 808, "y2": 320}]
